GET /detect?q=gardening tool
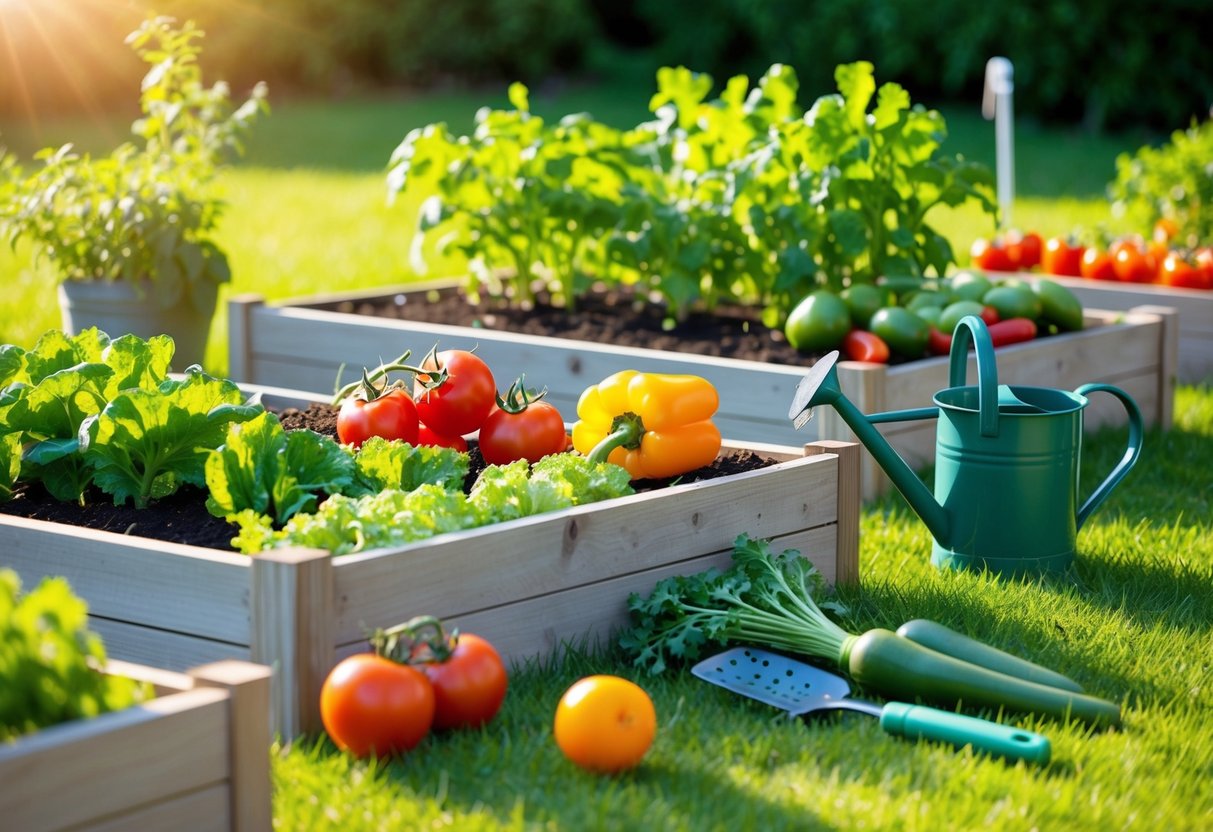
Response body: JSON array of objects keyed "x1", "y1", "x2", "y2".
[
  {"x1": 692, "y1": 646, "x2": 1052, "y2": 765},
  {"x1": 788, "y1": 315, "x2": 1143, "y2": 575}
]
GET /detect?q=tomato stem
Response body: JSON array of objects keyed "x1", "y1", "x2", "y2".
[
  {"x1": 495, "y1": 375, "x2": 548, "y2": 414},
  {"x1": 369, "y1": 614, "x2": 458, "y2": 664},
  {"x1": 330, "y1": 349, "x2": 430, "y2": 405}
]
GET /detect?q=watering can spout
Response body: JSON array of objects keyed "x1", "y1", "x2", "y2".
[{"x1": 788, "y1": 351, "x2": 952, "y2": 546}]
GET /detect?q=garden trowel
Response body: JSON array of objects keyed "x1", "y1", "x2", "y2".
[{"x1": 692, "y1": 646, "x2": 1051, "y2": 765}]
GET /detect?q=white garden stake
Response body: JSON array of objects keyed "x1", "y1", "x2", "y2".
[{"x1": 982, "y1": 57, "x2": 1015, "y2": 231}]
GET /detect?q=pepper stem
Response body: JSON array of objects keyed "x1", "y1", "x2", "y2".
[{"x1": 587, "y1": 412, "x2": 646, "y2": 465}]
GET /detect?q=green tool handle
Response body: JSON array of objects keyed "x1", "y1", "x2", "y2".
[{"x1": 879, "y1": 701, "x2": 1052, "y2": 765}]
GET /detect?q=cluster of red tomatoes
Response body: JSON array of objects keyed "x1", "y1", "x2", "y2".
[
  {"x1": 320, "y1": 622, "x2": 509, "y2": 758},
  {"x1": 334, "y1": 346, "x2": 569, "y2": 464},
  {"x1": 970, "y1": 224, "x2": 1213, "y2": 290},
  {"x1": 321, "y1": 619, "x2": 658, "y2": 773}
]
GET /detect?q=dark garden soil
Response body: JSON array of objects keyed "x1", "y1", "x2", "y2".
[
  {"x1": 308, "y1": 284, "x2": 822, "y2": 367},
  {"x1": 1, "y1": 400, "x2": 778, "y2": 552}
]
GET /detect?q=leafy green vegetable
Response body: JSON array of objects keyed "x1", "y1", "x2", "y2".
[
  {"x1": 0, "y1": 570, "x2": 147, "y2": 740},
  {"x1": 620, "y1": 533, "x2": 847, "y2": 675},
  {"x1": 231, "y1": 452, "x2": 635, "y2": 556},
  {"x1": 350, "y1": 435, "x2": 468, "y2": 495},
  {"x1": 81, "y1": 367, "x2": 263, "y2": 508},
  {"x1": 205, "y1": 411, "x2": 356, "y2": 525},
  {"x1": 1109, "y1": 115, "x2": 1212, "y2": 249},
  {"x1": 0, "y1": 328, "x2": 178, "y2": 502}
]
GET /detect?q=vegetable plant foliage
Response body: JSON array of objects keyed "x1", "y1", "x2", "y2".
[{"x1": 389, "y1": 61, "x2": 996, "y2": 324}]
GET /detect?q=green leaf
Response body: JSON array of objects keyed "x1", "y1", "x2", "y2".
[
  {"x1": 835, "y1": 61, "x2": 876, "y2": 129},
  {"x1": 83, "y1": 369, "x2": 259, "y2": 507}
]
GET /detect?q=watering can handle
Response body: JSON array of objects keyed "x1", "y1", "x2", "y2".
[
  {"x1": 1073, "y1": 383, "x2": 1144, "y2": 530},
  {"x1": 947, "y1": 316, "x2": 999, "y2": 438}
]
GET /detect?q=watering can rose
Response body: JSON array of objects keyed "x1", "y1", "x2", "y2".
[{"x1": 572, "y1": 371, "x2": 721, "y2": 479}]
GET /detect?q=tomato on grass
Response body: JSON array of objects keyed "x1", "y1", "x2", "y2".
[
  {"x1": 479, "y1": 376, "x2": 568, "y2": 465},
  {"x1": 970, "y1": 237, "x2": 1015, "y2": 272},
  {"x1": 372, "y1": 615, "x2": 508, "y2": 731},
  {"x1": 319, "y1": 653, "x2": 435, "y2": 759},
  {"x1": 413, "y1": 347, "x2": 497, "y2": 437},
  {"x1": 554, "y1": 675, "x2": 657, "y2": 773},
  {"x1": 1005, "y1": 230, "x2": 1043, "y2": 271}
]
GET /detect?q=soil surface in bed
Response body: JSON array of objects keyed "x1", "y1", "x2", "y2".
[
  {"x1": 0, "y1": 402, "x2": 778, "y2": 551},
  {"x1": 310, "y1": 284, "x2": 823, "y2": 367}
]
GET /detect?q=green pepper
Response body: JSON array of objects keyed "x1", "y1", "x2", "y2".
[{"x1": 840, "y1": 629, "x2": 1120, "y2": 728}]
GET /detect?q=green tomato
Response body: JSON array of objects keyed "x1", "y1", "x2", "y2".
[
  {"x1": 938, "y1": 300, "x2": 989, "y2": 334},
  {"x1": 784, "y1": 291, "x2": 852, "y2": 353},
  {"x1": 869, "y1": 307, "x2": 930, "y2": 360},
  {"x1": 949, "y1": 271, "x2": 993, "y2": 302},
  {"x1": 915, "y1": 304, "x2": 944, "y2": 328},
  {"x1": 1031, "y1": 279, "x2": 1085, "y2": 331},
  {"x1": 906, "y1": 291, "x2": 951, "y2": 314},
  {"x1": 982, "y1": 285, "x2": 1043, "y2": 322},
  {"x1": 840, "y1": 283, "x2": 890, "y2": 329}
]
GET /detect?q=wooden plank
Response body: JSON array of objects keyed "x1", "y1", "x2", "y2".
[
  {"x1": 78, "y1": 783, "x2": 231, "y2": 832},
  {"x1": 0, "y1": 689, "x2": 230, "y2": 832},
  {"x1": 251, "y1": 548, "x2": 335, "y2": 740},
  {"x1": 190, "y1": 662, "x2": 274, "y2": 832},
  {"x1": 400, "y1": 525, "x2": 838, "y2": 667},
  {"x1": 330, "y1": 453, "x2": 842, "y2": 643},
  {"x1": 227, "y1": 294, "x2": 264, "y2": 385},
  {"x1": 0, "y1": 516, "x2": 252, "y2": 643},
  {"x1": 805, "y1": 441, "x2": 861, "y2": 586},
  {"x1": 88, "y1": 617, "x2": 250, "y2": 672}
]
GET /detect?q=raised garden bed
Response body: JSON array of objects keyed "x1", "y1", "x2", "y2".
[
  {"x1": 228, "y1": 283, "x2": 1178, "y2": 499},
  {"x1": 0, "y1": 384, "x2": 860, "y2": 740},
  {"x1": 1016, "y1": 273, "x2": 1212, "y2": 383},
  {"x1": 0, "y1": 659, "x2": 271, "y2": 832}
]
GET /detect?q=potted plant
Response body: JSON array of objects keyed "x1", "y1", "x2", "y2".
[{"x1": 0, "y1": 16, "x2": 268, "y2": 370}]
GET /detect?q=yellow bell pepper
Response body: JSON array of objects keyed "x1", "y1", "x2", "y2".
[{"x1": 571, "y1": 370, "x2": 721, "y2": 479}]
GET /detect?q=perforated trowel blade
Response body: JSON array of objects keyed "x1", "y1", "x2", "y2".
[{"x1": 691, "y1": 646, "x2": 852, "y2": 715}]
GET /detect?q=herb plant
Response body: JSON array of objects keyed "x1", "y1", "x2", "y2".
[{"x1": 0, "y1": 16, "x2": 268, "y2": 310}]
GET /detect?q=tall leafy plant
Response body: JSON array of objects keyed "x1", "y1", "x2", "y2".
[{"x1": 0, "y1": 16, "x2": 268, "y2": 311}]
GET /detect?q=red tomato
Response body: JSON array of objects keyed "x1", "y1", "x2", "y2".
[
  {"x1": 416, "y1": 421, "x2": 468, "y2": 451},
  {"x1": 1005, "y1": 230, "x2": 1043, "y2": 271},
  {"x1": 554, "y1": 675, "x2": 657, "y2": 774},
  {"x1": 320, "y1": 654, "x2": 435, "y2": 759},
  {"x1": 1195, "y1": 248, "x2": 1213, "y2": 289},
  {"x1": 1080, "y1": 248, "x2": 1117, "y2": 281},
  {"x1": 478, "y1": 381, "x2": 568, "y2": 465},
  {"x1": 1163, "y1": 252, "x2": 1213, "y2": 290},
  {"x1": 970, "y1": 237, "x2": 1015, "y2": 272},
  {"x1": 413, "y1": 349, "x2": 497, "y2": 437},
  {"x1": 417, "y1": 633, "x2": 508, "y2": 730},
  {"x1": 336, "y1": 388, "x2": 419, "y2": 448},
  {"x1": 979, "y1": 305, "x2": 1001, "y2": 326},
  {"x1": 1041, "y1": 237, "x2": 1086, "y2": 277},
  {"x1": 841, "y1": 330, "x2": 890, "y2": 363},
  {"x1": 1111, "y1": 240, "x2": 1155, "y2": 283}
]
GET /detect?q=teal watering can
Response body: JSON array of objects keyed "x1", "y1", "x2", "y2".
[{"x1": 789, "y1": 315, "x2": 1144, "y2": 576}]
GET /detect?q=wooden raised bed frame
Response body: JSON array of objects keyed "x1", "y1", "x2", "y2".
[
  {"x1": 0, "y1": 659, "x2": 271, "y2": 832},
  {"x1": 1, "y1": 382, "x2": 860, "y2": 740},
  {"x1": 228, "y1": 286, "x2": 1178, "y2": 499}
]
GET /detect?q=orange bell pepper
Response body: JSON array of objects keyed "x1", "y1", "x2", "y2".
[{"x1": 571, "y1": 370, "x2": 721, "y2": 479}]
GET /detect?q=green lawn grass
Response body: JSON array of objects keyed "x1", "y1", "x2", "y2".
[{"x1": 270, "y1": 385, "x2": 1212, "y2": 831}]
